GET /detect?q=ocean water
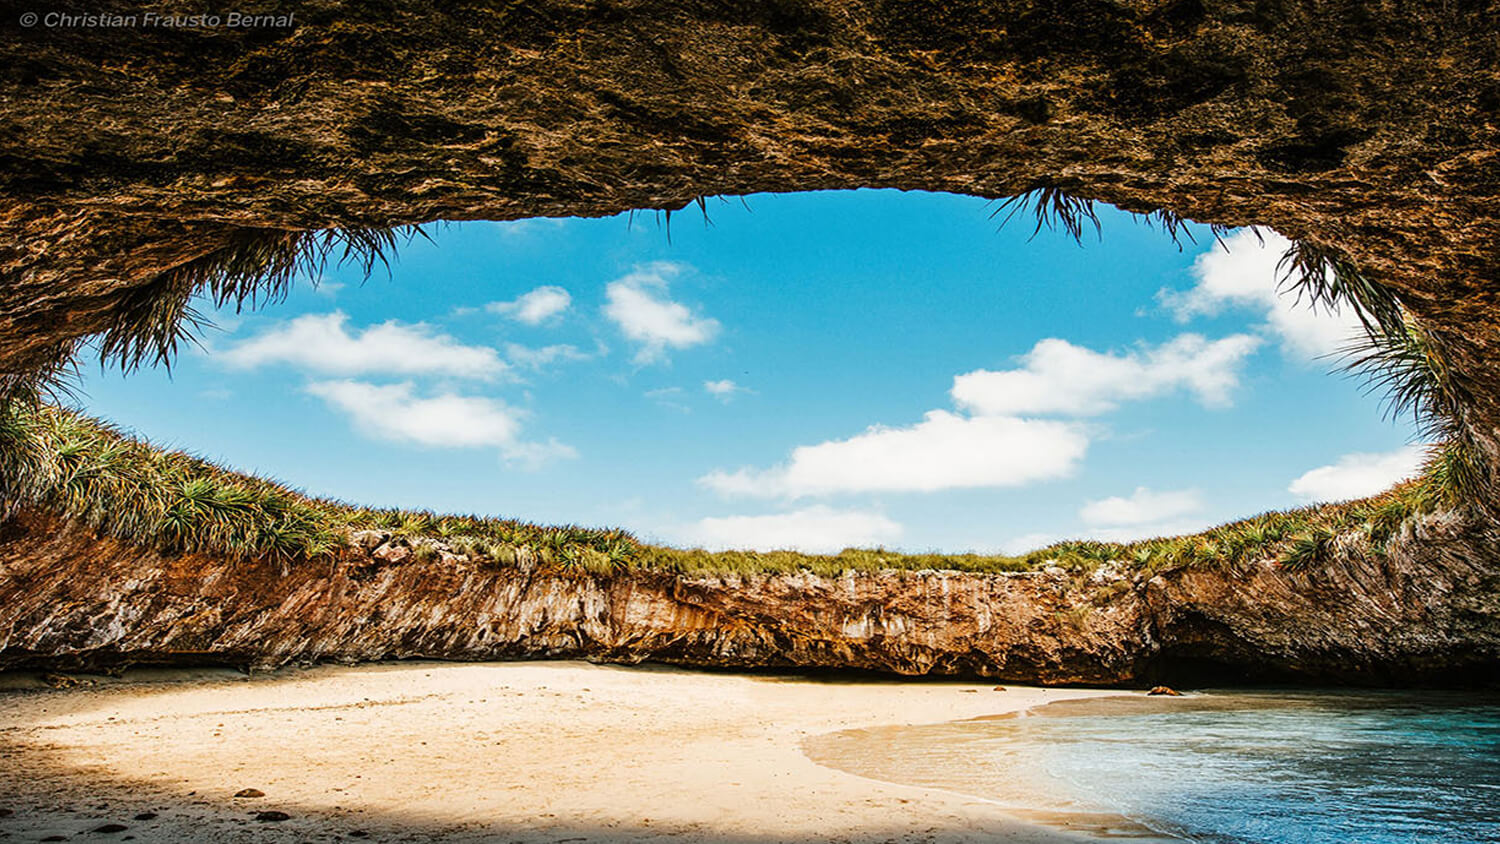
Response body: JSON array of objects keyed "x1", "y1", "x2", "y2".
[{"x1": 803, "y1": 691, "x2": 1500, "y2": 843}]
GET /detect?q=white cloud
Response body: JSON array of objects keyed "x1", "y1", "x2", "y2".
[
  {"x1": 698, "y1": 327, "x2": 1264, "y2": 502},
  {"x1": 1160, "y1": 229, "x2": 1364, "y2": 360},
  {"x1": 704, "y1": 379, "x2": 748, "y2": 402},
  {"x1": 499, "y1": 438, "x2": 580, "y2": 470},
  {"x1": 678, "y1": 506, "x2": 902, "y2": 554},
  {"x1": 951, "y1": 334, "x2": 1262, "y2": 417},
  {"x1": 506, "y1": 342, "x2": 589, "y2": 370},
  {"x1": 221, "y1": 312, "x2": 506, "y2": 379},
  {"x1": 1003, "y1": 517, "x2": 1219, "y2": 555},
  {"x1": 700, "y1": 411, "x2": 1088, "y2": 498},
  {"x1": 488, "y1": 286, "x2": 572, "y2": 325},
  {"x1": 1288, "y1": 445, "x2": 1427, "y2": 502},
  {"x1": 643, "y1": 386, "x2": 690, "y2": 412},
  {"x1": 1087, "y1": 519, "x2": 1218, "y2": 544},
  {"x1": 491, "y1": 218, "x2": 567, "y2": 238},
  {"x1": 306, "y1": 380, "x2": 520, "y2": 447},
  {"x1": 1000, "y1": 532, "x2": 1063, "y2": 556},
  {"x1": 1079, "y1": 487, "x2": 1203, "y2": 526},
  {"x1": 305, "y1": 380, "x2": 574, "y2": 466},
  {"x1": 603, "y1": 263, "x2": 720, "y2": 363}
]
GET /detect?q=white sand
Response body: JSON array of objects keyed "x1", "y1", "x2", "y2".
[{"x1": 0, "y1": 661, "x2": 1133, "y2": 842}]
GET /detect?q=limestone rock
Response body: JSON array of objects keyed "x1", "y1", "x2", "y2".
[
  {"x1": 349, "y1": 530, "x2": 390, "y2": 552},
  {"x1": 371, "y1": 542, "x2": 412, "y2": 564}
]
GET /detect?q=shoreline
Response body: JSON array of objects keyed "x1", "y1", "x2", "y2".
[
  {"x1": 802, "y1": 697, "x2": 1194, "y2": 843},
  {"x1": 1, "y1": 660, "x2": 1130, "y2": 843}
]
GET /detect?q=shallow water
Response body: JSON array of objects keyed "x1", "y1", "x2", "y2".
[{"x1": 803, "y1": 690, "x2": 1500, "y2": 843}]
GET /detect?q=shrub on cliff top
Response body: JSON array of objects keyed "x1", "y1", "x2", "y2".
[{"x1": 0, "y1": 402, "x2": 343, "y2": 561}]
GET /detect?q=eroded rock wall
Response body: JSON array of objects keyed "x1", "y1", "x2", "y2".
[{"x1": 4, "y1": 509, "x2": 1498, "y2": 686}]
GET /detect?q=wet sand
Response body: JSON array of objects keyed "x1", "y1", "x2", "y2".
[{"x1": 0, "y1": 660, "x2": 1123, "y2": 842}]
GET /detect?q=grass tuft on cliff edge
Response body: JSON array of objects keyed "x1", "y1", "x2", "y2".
[{"x1": 0, "y1": 401, "x2": 1463, "y2": 579}]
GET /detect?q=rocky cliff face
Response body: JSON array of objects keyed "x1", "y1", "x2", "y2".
[{"x1": 4, "y1": 508, "x2": 1497, "y2": 686}]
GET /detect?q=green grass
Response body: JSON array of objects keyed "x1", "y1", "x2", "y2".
[{"x1": 0, "y1": 401, "x2": 1461, "y2": 578}]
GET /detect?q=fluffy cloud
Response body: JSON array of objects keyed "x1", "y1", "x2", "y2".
[
  {"x1": 488, "y1": 286, "x2": 572, "y2": 325},
  {"x1": 305, "y1": 380, "x2": 575, "y2": 466},
  {"x1": 700, "y1": 330, "x2": 1265, "y2": 499},
  {"x1": 700, "y1": 411, "x2": 1088, "y2": 498},
  {"x1": 603, "y1": 263, "x2": 720, "y2": 363},
  {"x1": 1288, "y1": 445, "x2": 1427, "y2": 502},
  {"x1": 704, "y1": 379, "x2": 747, "y2": 402},
  {"x1": 678, "y1": 506, "x2": 902, "y2": 553},
  {"x1": 306, "y1": 380, "x2": 519, "y2": 447},
  {"x1": 1160, "y1": 229, "x2": 1365, "y2": 359},
  {"x1": 221, "y1": 312, "x2": 506, "y2": 379},
  {"x1": 951, "y1": 334, "x2": 1262, "y2": 417},
  {"x1": 1079, "y1": 487, "x2": 1204, "y2": 526}
]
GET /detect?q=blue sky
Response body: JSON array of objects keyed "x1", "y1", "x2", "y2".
[{"x1": 74, "y1": 189, "x2": 1423, "y2": 553}]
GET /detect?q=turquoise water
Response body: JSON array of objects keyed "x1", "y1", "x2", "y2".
[{"x1": 804, "y1": 691, "x2": 1500, "y2": 843}]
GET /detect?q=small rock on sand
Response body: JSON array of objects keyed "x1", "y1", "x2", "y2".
[
  {"x1": 233, "y1": 788, "x2": 265, "y2": 798},
  {"x1": 254, "y1": 811, "x2": 291, "y2": 822},
  {"x1": 992, "y1": 686, "x2": 1007, "y2": 692},
  {"x1": 133, "y1": 812, "x2": 157, "y2": 820},
  {"x1": 92, "y1": 823, "x2": 129, "y2": 833}
]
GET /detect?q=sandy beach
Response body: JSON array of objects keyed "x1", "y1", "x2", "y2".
[{"x1": 0, "y1": 661, "x2": 1157, "y2": 843}]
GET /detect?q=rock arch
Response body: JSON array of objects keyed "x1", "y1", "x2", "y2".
[{"x1": 1, "y1": 0, "x2": 1497, "y2": 488}]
